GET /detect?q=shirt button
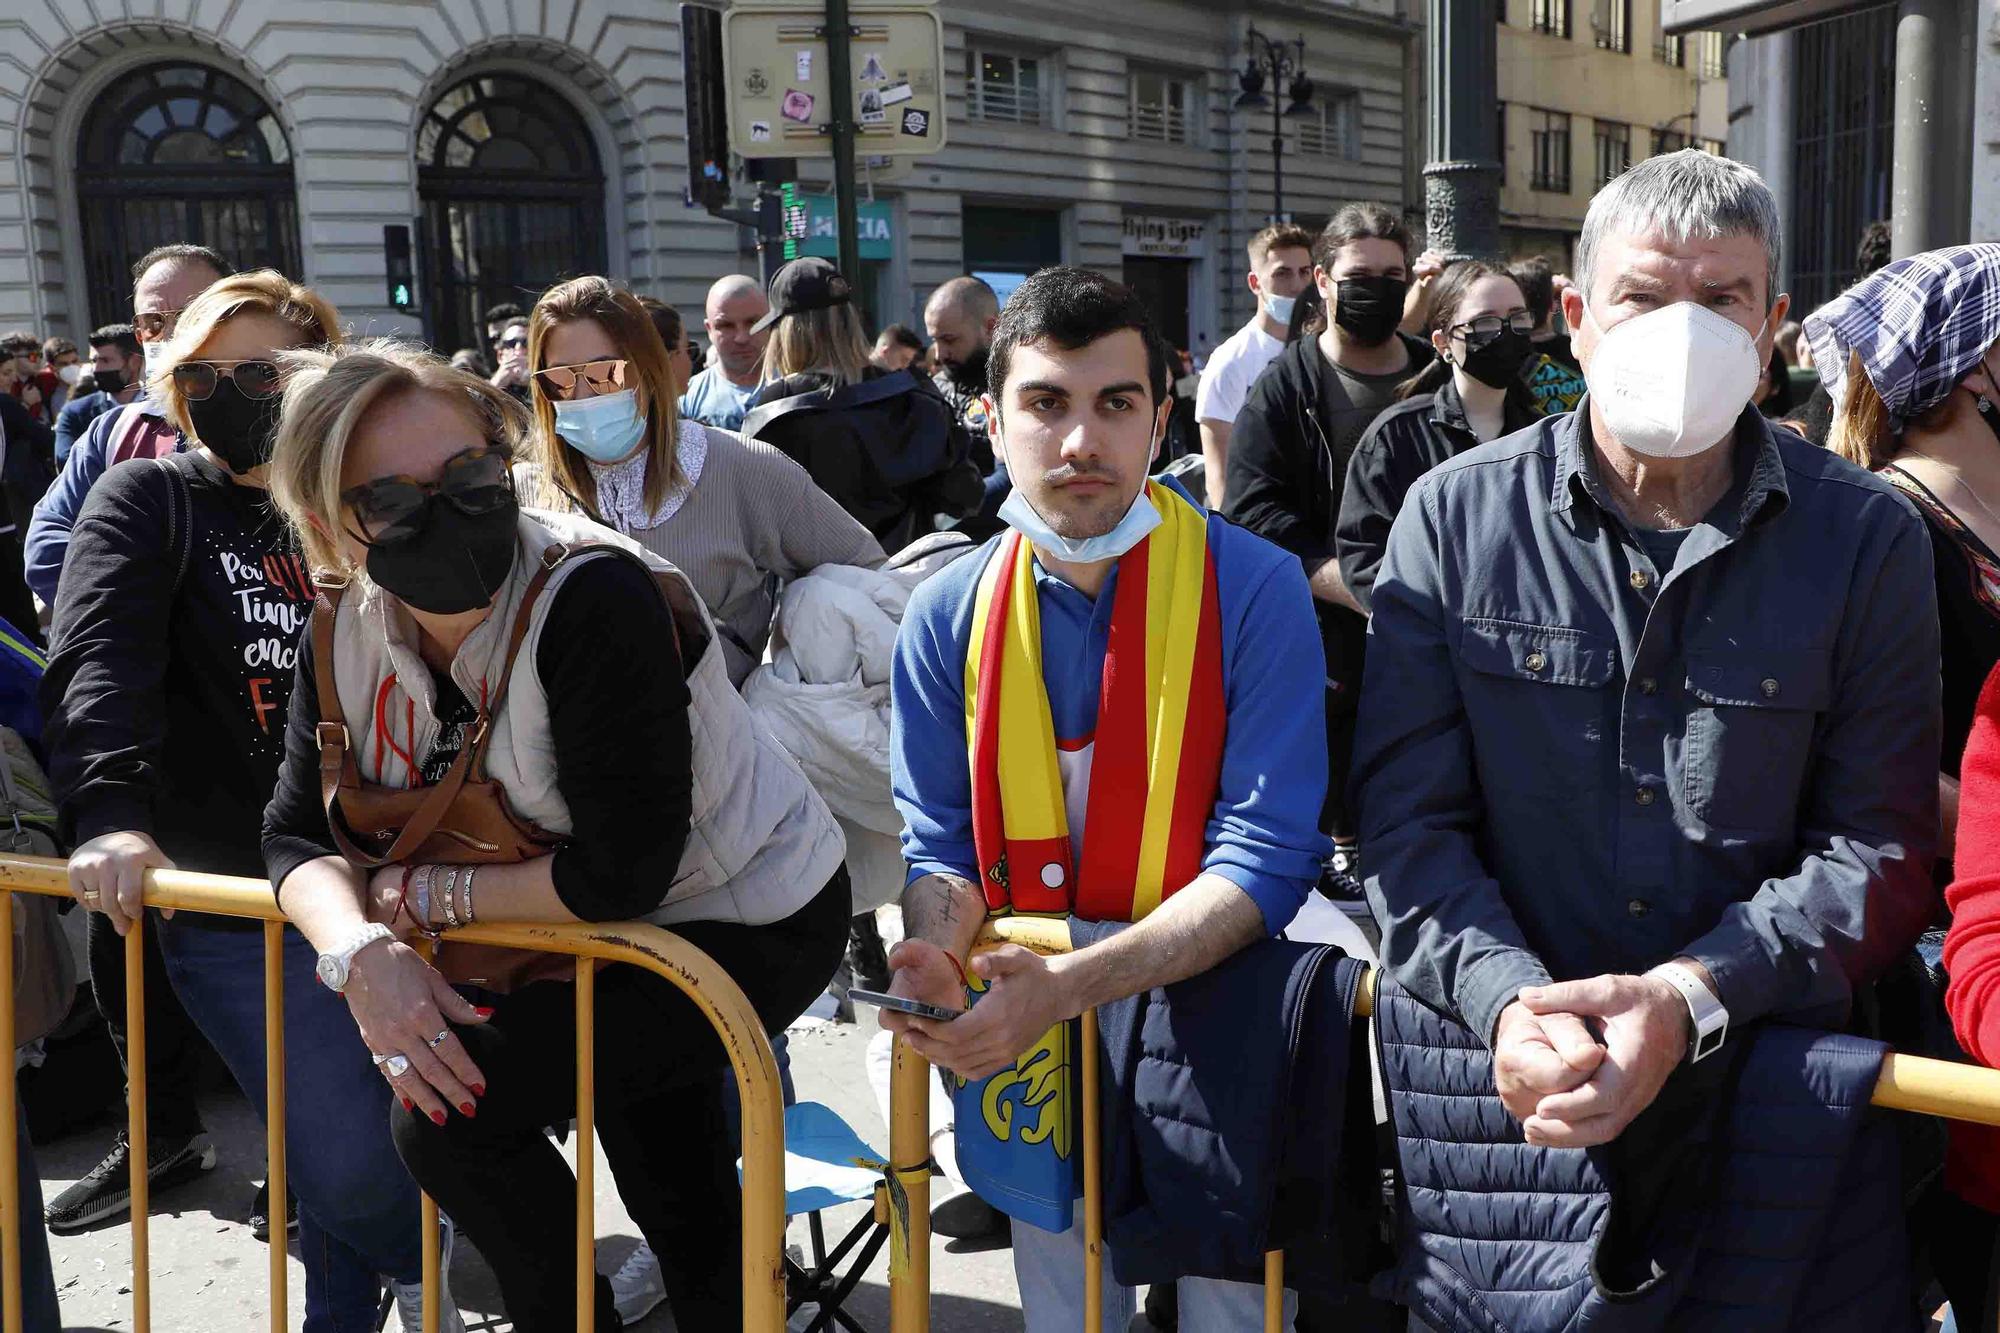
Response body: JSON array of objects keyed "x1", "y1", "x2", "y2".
[
  {"x1": 1761, "y1": 677, "x2": 1780, "y2": 698},
  {"x1": 1639, "y1": 677, "x2": 1658, "y2": 696},
  {"x1": 1635, "y1": 785, "x2": 1656, "y2": 806},
  {"x1": 1524, "y1": 650, "x2": 1548, "y2": 673},
  {"x1": 1628, "y1": 898, "x2": 1652, "y2": 918},
  {"x1": 1629, "y1": 569, "x2": 1651, "y2": 591}
]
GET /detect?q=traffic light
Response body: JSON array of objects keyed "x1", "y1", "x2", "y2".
[
  {"x1": 680, "y1": 4, "x2": 732, "y2": 211},
  {"x1": 383, "y1": 224, "x2": 418, "y2": 314}
]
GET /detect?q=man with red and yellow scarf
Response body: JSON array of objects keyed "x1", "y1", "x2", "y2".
[{"x1": 885, "y1": 267, "x2": 1331, "y2": 1330}]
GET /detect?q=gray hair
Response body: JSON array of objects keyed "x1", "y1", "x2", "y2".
[{"x1": 1575, "y1": 150, "x2": 1782, "y2": 305}]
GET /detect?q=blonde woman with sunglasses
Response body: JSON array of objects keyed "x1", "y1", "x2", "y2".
[
  {"x1": 261, "y1": 340, "x2": 848, "y2": 1329},
  {"x1": 522, "y1": 275, "x2": 884, "y2": 686},
  {"x1": 38, "y1": 272, "x2": 462, "y2": 1331}
]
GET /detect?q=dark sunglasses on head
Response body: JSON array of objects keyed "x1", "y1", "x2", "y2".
[
  {"x1": 134, "y1": 309, "x2": 183, "y2": 339},
  {"x1": 172, "y1": 359, "x2": 284, "y2": 402},
  {"x1": 340, "y1": 444, "x2": 515, "y2": 548},
  {"x1": 533, "y1": 359, "x2": 630, "y2": 401},
  {"x1": 1450, "y1": 311, "x2": 1537, "y2": 346}
]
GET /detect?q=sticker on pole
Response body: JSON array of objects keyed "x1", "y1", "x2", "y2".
[
  {"x1": 859, "y1": 51, "x2": 887, "y2": 83},
  {"x1": 900, "y1": 107, "x2": 931, "y2": 137},
  {"x1": 859, "y1": 87, "x2": 887, "y2": 125},
  {"x1": 781, "y1": 89, "x2": 815, "y2": 123},
  {"x1": 880, "y1": 81, "x2": 913, "y2": 106},
  {"x1": 795, "y1": 49, "x2": 813, "y2": 80},
  {"x1": 750, "y1": 121, "x2": 772, "y2": 142}
]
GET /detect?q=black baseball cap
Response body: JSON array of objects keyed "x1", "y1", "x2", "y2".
[{"x1": 752, "y1": 256, "x2": 853, "y2": 333}]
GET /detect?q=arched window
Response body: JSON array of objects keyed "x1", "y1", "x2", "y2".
[
  {"x1": 76, "y1": 63, "x2": 301, "y2": 327},
  {"x1": 419, "y1": 72, "x2": 608, "y2": 352}
]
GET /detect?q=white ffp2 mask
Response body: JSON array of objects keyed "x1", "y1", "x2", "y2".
[{"x1": 1582, "y1": 300, "x2": 1765, "y2": 459}]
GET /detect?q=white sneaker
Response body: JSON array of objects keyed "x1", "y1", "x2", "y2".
[
  {"x1": 611, "y1": 1240, "x2": 668, "y2": 1325},
  {"x1": 390, "y1": 1213, "x2": 467, "y2": 1333}
]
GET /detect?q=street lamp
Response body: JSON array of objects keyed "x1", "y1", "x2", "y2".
[{"x1": 1234, "y1": 27, "x2": 1317, "y2": 222}]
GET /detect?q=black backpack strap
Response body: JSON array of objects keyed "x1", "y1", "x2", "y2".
[{"x1": 151, "y1": 456, "x2": 193, "y2": 598}]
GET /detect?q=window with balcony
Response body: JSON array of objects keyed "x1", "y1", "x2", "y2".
[
  {"x1": 1531, "y1": 108, "x2": 1571, "y2": 192},
  {"x1": 1294, "y1": 90, "x2": 1361, "y2": 159},
  {"x1": 1130, "y1": 66, "x2": 1197, "y2": 144},
  {"x1": 1654, "y1": 34, "x2": 1685, "y2": 65},
  {"x1": 1532, "y1": 0, "x2": 1571, "y2": 36},
  {"x1": 1594, "y1": 0, "x2": 1630, "y2": 52},
  {"x1": 965, "y1": 45, "x2": 1045, "y2": 125},
  {"x1": 1595, "y1": 120, "x2": 1631, "y2": 186},
  {"x1": 1697, "y1": 31, "x2": 1728, "y2": 78}
]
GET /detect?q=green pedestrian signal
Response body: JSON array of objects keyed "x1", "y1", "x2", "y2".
[{"x1": 383, "y1": 224, "x2": 419, "y2": 314}]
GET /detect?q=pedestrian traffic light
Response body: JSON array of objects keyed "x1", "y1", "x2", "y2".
[{"x1": 383, "y1": 224, "x2": 418, "y2": 314}]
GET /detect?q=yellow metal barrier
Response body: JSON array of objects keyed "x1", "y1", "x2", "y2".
[
  {"x1": 887, "y1": 917, "x2": 2000, "y2": 1332},
  {"x1": 0, "y1": 853, "x2": 790, "y2": 1333}
]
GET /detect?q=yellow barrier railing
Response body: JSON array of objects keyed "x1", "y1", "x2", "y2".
[
  {"x1": 0, "y1": 853, "x2": 789, "y2": 1333},
  {"x1": 887, "y1": 916, "x2": 2000, "y2": 1332}
]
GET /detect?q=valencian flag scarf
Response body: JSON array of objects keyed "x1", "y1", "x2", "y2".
[
  {"x1": 953, "y1": 478, "x2": 1226, "y2": 1231},
  {"x1": 965, "y1": 478, "x2": 1226, "y2": 922}
]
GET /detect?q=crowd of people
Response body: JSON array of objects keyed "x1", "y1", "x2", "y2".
[{"x1": 0, "y1": 144, "x2": 1993, "y2": 1333}]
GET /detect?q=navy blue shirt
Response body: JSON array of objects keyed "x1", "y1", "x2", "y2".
[{"x1": 1353, "y1": 403, "x2": 1941, "y2": 1044}]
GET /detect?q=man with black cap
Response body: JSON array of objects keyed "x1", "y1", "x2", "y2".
[{"x1": 741, "y1": 257, "x2": 981, "y2": 550}]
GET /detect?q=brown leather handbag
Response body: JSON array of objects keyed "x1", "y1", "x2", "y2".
[{"x1": 309, "y1": 542, "x2": 669, "y2": 992}]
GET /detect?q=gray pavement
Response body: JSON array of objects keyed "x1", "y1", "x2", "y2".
[{"x1": 34, "y1": 1008, "x2": 1031, "y2": 1331}]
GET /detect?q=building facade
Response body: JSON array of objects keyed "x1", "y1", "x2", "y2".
[
  {"x1": 1493, "y1": 0, "x2": 1730, "y2": 265},
  {"x1": 0, "y1": 0, "x2": 1420, "y2": 364},
  {"x1": 1728, "y1": 0, "x2": 1982, "y2": 317}
]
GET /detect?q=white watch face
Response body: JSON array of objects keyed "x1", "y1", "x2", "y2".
[{"x1": 316, "y1": 953, "x2": 345, "y2": 992}]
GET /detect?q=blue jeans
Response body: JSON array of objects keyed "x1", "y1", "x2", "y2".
[
  {"x1": 156, "y1": 916, "x2": 422, "y2": 1333},
  {"x1": 9, "y1": 1100, "x2": 59, "y2": 1333}
]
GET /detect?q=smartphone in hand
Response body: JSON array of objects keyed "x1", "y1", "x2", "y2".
[{"x1": 848, "y1": 988, "x2": 960, "y2": 1022}]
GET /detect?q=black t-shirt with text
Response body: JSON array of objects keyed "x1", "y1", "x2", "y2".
[{"x1": 43, "y1": 450, "x2": 311, "y2": 882}]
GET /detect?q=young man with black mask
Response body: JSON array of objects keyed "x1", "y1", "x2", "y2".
[{"x1": 1223, "y1": 202, "x2": 1432, "y2": 905}]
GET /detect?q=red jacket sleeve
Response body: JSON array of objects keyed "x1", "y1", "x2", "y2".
[{"x1": 1943, "y1": 660, "x2": 2000, "y2": 1065}]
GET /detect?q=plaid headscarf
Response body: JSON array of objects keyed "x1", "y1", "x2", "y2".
[{"x1": 1804, "y1": 243, "x2": 2000, "y2": 431}]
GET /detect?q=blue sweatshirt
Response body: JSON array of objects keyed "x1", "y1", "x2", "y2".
[{"x1": 891, "y1": 480, "x2": 1331, "y2": 934}]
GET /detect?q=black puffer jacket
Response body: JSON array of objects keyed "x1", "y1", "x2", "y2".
[{"x1": 741, "y1": 367, "x2": 981, "y2": 551}]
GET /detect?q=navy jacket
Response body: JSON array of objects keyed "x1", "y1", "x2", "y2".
[
  {"x1": 1374, "y1": 977, "x2": 1916, "y2": 1332},
  {"x1": 1071, "y1": 919, "x2": 1371, "y2": 1292}
]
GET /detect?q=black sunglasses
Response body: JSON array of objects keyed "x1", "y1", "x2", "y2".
[
  {"x1": 1449, "y1": 311, "x2": 1537, "y2": 346},
  {"x1": 496, "y1": 335, "x2": 528, "y2": 351},
  {"x1": 172, "y1": 359, "x2": 284, "y2": 402},
  {"x1": 340, "y1": 444, "x2": 515, "y2": 548}
]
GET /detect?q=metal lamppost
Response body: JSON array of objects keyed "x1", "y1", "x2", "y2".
[
  {"x1": 1422, "y1": 0, "x2": 1501, "y2": 259},
  {"x1": 1234, "y1": 27, "x2": 1319, "y2": 222}
]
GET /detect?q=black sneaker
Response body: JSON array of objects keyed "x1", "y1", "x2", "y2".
[
  {"x1": 931, "y1": 1190, "x2": 1009, "y2": 1243},
  {"x1": 45, "y1": 1130, "x2": 216, "y2": 1233},
  {"x1": 1318, "y1": 845, "x2": 1368, "y2": 910},
  {"x1": 248, "y1": 1180, "x2": 298, "y2": 1242},
  {"x1": 848, "y1": 912, "x2": 893, "y2": 994}
]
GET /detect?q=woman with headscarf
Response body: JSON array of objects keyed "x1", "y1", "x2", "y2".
[{"x1": 1810, "y1": 242, "x2": 2000, "y2": 1329}]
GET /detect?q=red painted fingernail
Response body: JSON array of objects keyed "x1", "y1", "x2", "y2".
[
  {"x1": 430, "y1": 1110, "x2": 446, "y2": 1126},
  {"x1": 459, "y1": 1102, "x2": 476, "y2": 1117},
  {"x1": 470, "y1": 1083, "x2": 485, "y2": 1098},
  {"x1": 400, "y1": 1097, "x2": 413, "y2": 1112},
  {"x1": 474, "y1": 1006, "x2": 495, "y2": 1018}
]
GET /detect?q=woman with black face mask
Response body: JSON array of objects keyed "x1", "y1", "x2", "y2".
[
  {"x1": 1334, "y1": 261, "x2": 1545, "y2": 614},
  {"x1": 39, "y1": 274, "x2": 467, "y2": 1331},
  {"x1": 261, "y1": 341, "x2": 848, "y2": 1331}
]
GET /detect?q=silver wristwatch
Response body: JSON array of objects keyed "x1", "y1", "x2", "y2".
[
  {"x1": 1649, "y1": 961, "x2": 1728, "y2": 1063},
  {"x1": 316, "y1": 923, "x2": 393, "y2": 993}
]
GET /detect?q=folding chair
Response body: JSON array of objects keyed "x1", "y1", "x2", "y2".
[{"x1": 740, "y1": 1100, "x2": 892, "y2": 1333}]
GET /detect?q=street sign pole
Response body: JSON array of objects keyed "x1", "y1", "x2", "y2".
[
  {"x1": 824, "y1": 0, "x2": 864, "y2": 282},
  {"x1": 1422, "y1": 0, "x2": 1501, "y2": 260}
]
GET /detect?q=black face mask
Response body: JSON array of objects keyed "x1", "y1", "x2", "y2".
[
  {"x1": 1457, "y1": 328, "x2": 1535, "y2": 390},
  {"x1": 1333, "y1": 275, "x2": 1409, "y2": 347},
  {"x1": 186, "y1": 378, "x2": 281, "y2": 475},
  {"x1": 364, "y1": 499, "x2": 520, "y2": 616},
  {"x1": 947, "y1": 345, "x2": 990, "y2": 394},
  {"x1": 94, "y1": 367, "x2": 125, "y2": 396}
]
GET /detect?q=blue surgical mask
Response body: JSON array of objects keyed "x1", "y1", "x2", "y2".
[
  {"x1": 551, "y1": 389, "x2": 647, "y2": 463},
  {"x1": 1263, "y1": 292, "x2": 1297, "y2": 324},
  {"x1": 997, "y1": 483, "x2": 1162, "y2": 564}
]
